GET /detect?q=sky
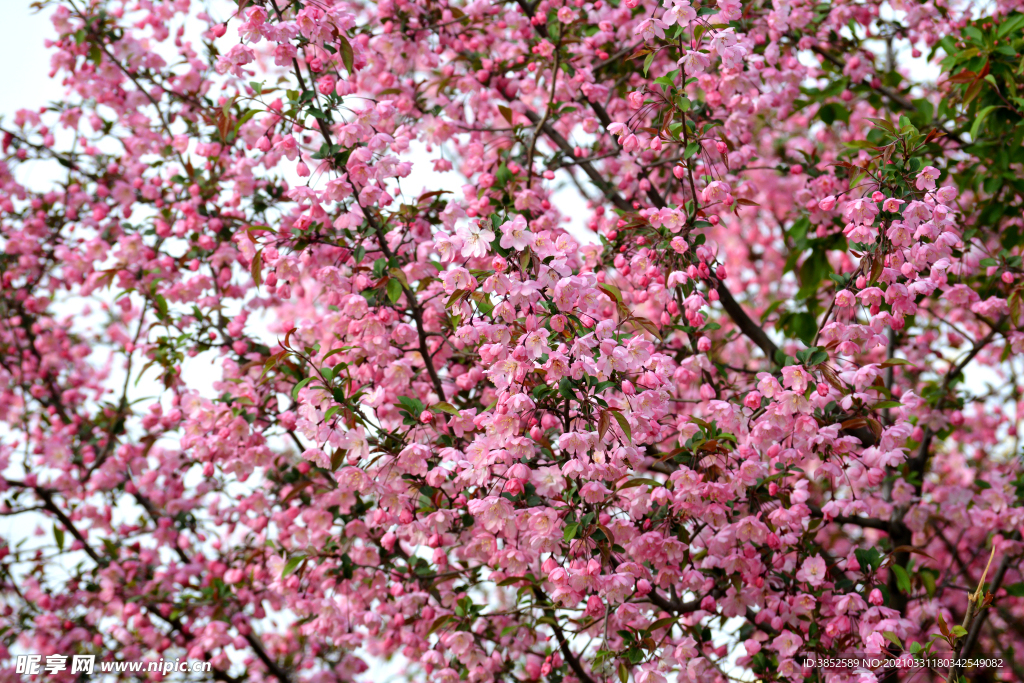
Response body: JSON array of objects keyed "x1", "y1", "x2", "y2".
[{"x1": 0, "y1": 5, "x2": 65, "y2": 142}]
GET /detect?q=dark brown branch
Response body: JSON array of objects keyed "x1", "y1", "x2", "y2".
[{"x1": 532, "y1": 587, "x2": 597, "y2": 683}]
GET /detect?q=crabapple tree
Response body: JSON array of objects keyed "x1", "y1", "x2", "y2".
[{"x1": 2, "y1": 0, "x2": 1024, "y2": 681}]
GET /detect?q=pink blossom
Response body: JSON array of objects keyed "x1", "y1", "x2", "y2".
[
  {"x1": 916, "y1": 165, "x2": 940, "y2": 190},
  {"x1": 796, "y1": 554, "x2": 827, "y2": 586},
  {"x1": 772, "y1": 630, "x2": 803, "y2": 657}
]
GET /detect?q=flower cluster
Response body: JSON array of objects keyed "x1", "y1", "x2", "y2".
[{"x1": 1, "y1": 0, "x2": 1023, "y2": 682}]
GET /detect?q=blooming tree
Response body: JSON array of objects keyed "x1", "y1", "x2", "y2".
[{"x1": 3, "y1": 0, "x2": 1024, "y2": 681}]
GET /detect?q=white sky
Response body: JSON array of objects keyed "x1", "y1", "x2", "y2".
[{"x1": 0, "y1": 6, "x2": 64, "y2": 135}]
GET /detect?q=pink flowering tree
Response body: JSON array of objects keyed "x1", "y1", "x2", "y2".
[{"x1": 3, "y1": 0, "x2": 1024, "y2": 681}]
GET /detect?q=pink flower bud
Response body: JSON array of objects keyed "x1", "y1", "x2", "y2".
[
  {"x1": 621, "y1": 380, "x2": 635, "y2": 395},
  {"x1": 869, "y1": 588, "x2": 884, "y2": 605},
  {"x1": 818, "y1": 195, "x2": 837, "y2": 211}
]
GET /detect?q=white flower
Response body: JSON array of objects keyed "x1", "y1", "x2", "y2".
[
  {"x1": 499, "y1": 214, "x2": 533, "y2": 250},
  {"x1": 456, "y1": 222, "x2": 494, "y2": 258}
]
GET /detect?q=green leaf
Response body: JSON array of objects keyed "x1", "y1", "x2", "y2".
[
  {"x1": 643, "y1": 51, "x2": 655, "y2": 76},
  {"x1": 612, "y1": 412, "x2": 632, "y2": 443},
  {"x1": 855, "y1": 547, "x2": 883, "y2": 571},
  {"x1": 53, "y1": 524, "x2": 65, "y2": 552},
  {"x1": 282, "y1": 555, "x2": 305, "y2": 577},
  {"x1": 291, "y1": 376, "x2": 315, "y2": 400},
  {"x1": 427, "y1": 615, "x2": 453, "y2": 634},
  {"x1": 892, "y1": 564, "x2": 912, "y2": 594},
  {"x1": 251, "y1": 249, "x2": 263, "y2": 287},
  {"x1": 446, "y1": 289, "x2": 470, "y2": 308},
  {"x1": 998, "y1": 13, "x2": 1024, "y2": 37},
  {"x1": 431, "y1": 401, "x2": 462, "y2": 417},
  {"x1": 684, "y1": 141, "x2": 700, "y2": 159},
  {"x1": 598, "y1": 284, "x2": 622, "y2": 303},
  {"x1": 646, "y1": 617, "x2": 677, "y2": 633},
  {"x1": 321, "y1": 346, "x2": 354, "y2": 362},
  {"x1": 882, "y1": 631, "x2": 903, "y2": 649},
  {"x1": 153, "y1": 293, "x2": 169, "y2": 320},
  {"x1": 338, "y1": 33, "x2": 355, "y2": 74},
  {"x1": 496, "y1": 576, "x2": 529, "y2": 586},
  {"x1": 784, "y1": 312, "x2": 818, "y2": 346},
  {"x1": 618, "y1": 478, "x2": 662, "y2": 489},
  {"x1": 559, "y1": 378, "x2": 575, "y2": 401},
  {"x1": 806, "y1": 349, "x2": 829, "y2": 366},
  {"x1": 563, "y1": 522, "x2": 579, "y2": 541},
  {"x1": 387, "y1": 278, "x2": 403, "y2": 303},
  {"x1": 874, "y1": 400, "x2": 903, "y2": 409},
  {"x1": 951, "y1": 625, "x2": 968, "y2": 637},
  {"x1": 233, "y1": 108, "x2": 260, "y2": 134},
  {"x1": 818, "y1": 102, "x2": 849, "y2": 125},
  {"x1": 331, "y1": 448, "x2": 345, "y2": 471},
  {"x1": 970, "y1": 105, "x2": 999, "y2": 141}
]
